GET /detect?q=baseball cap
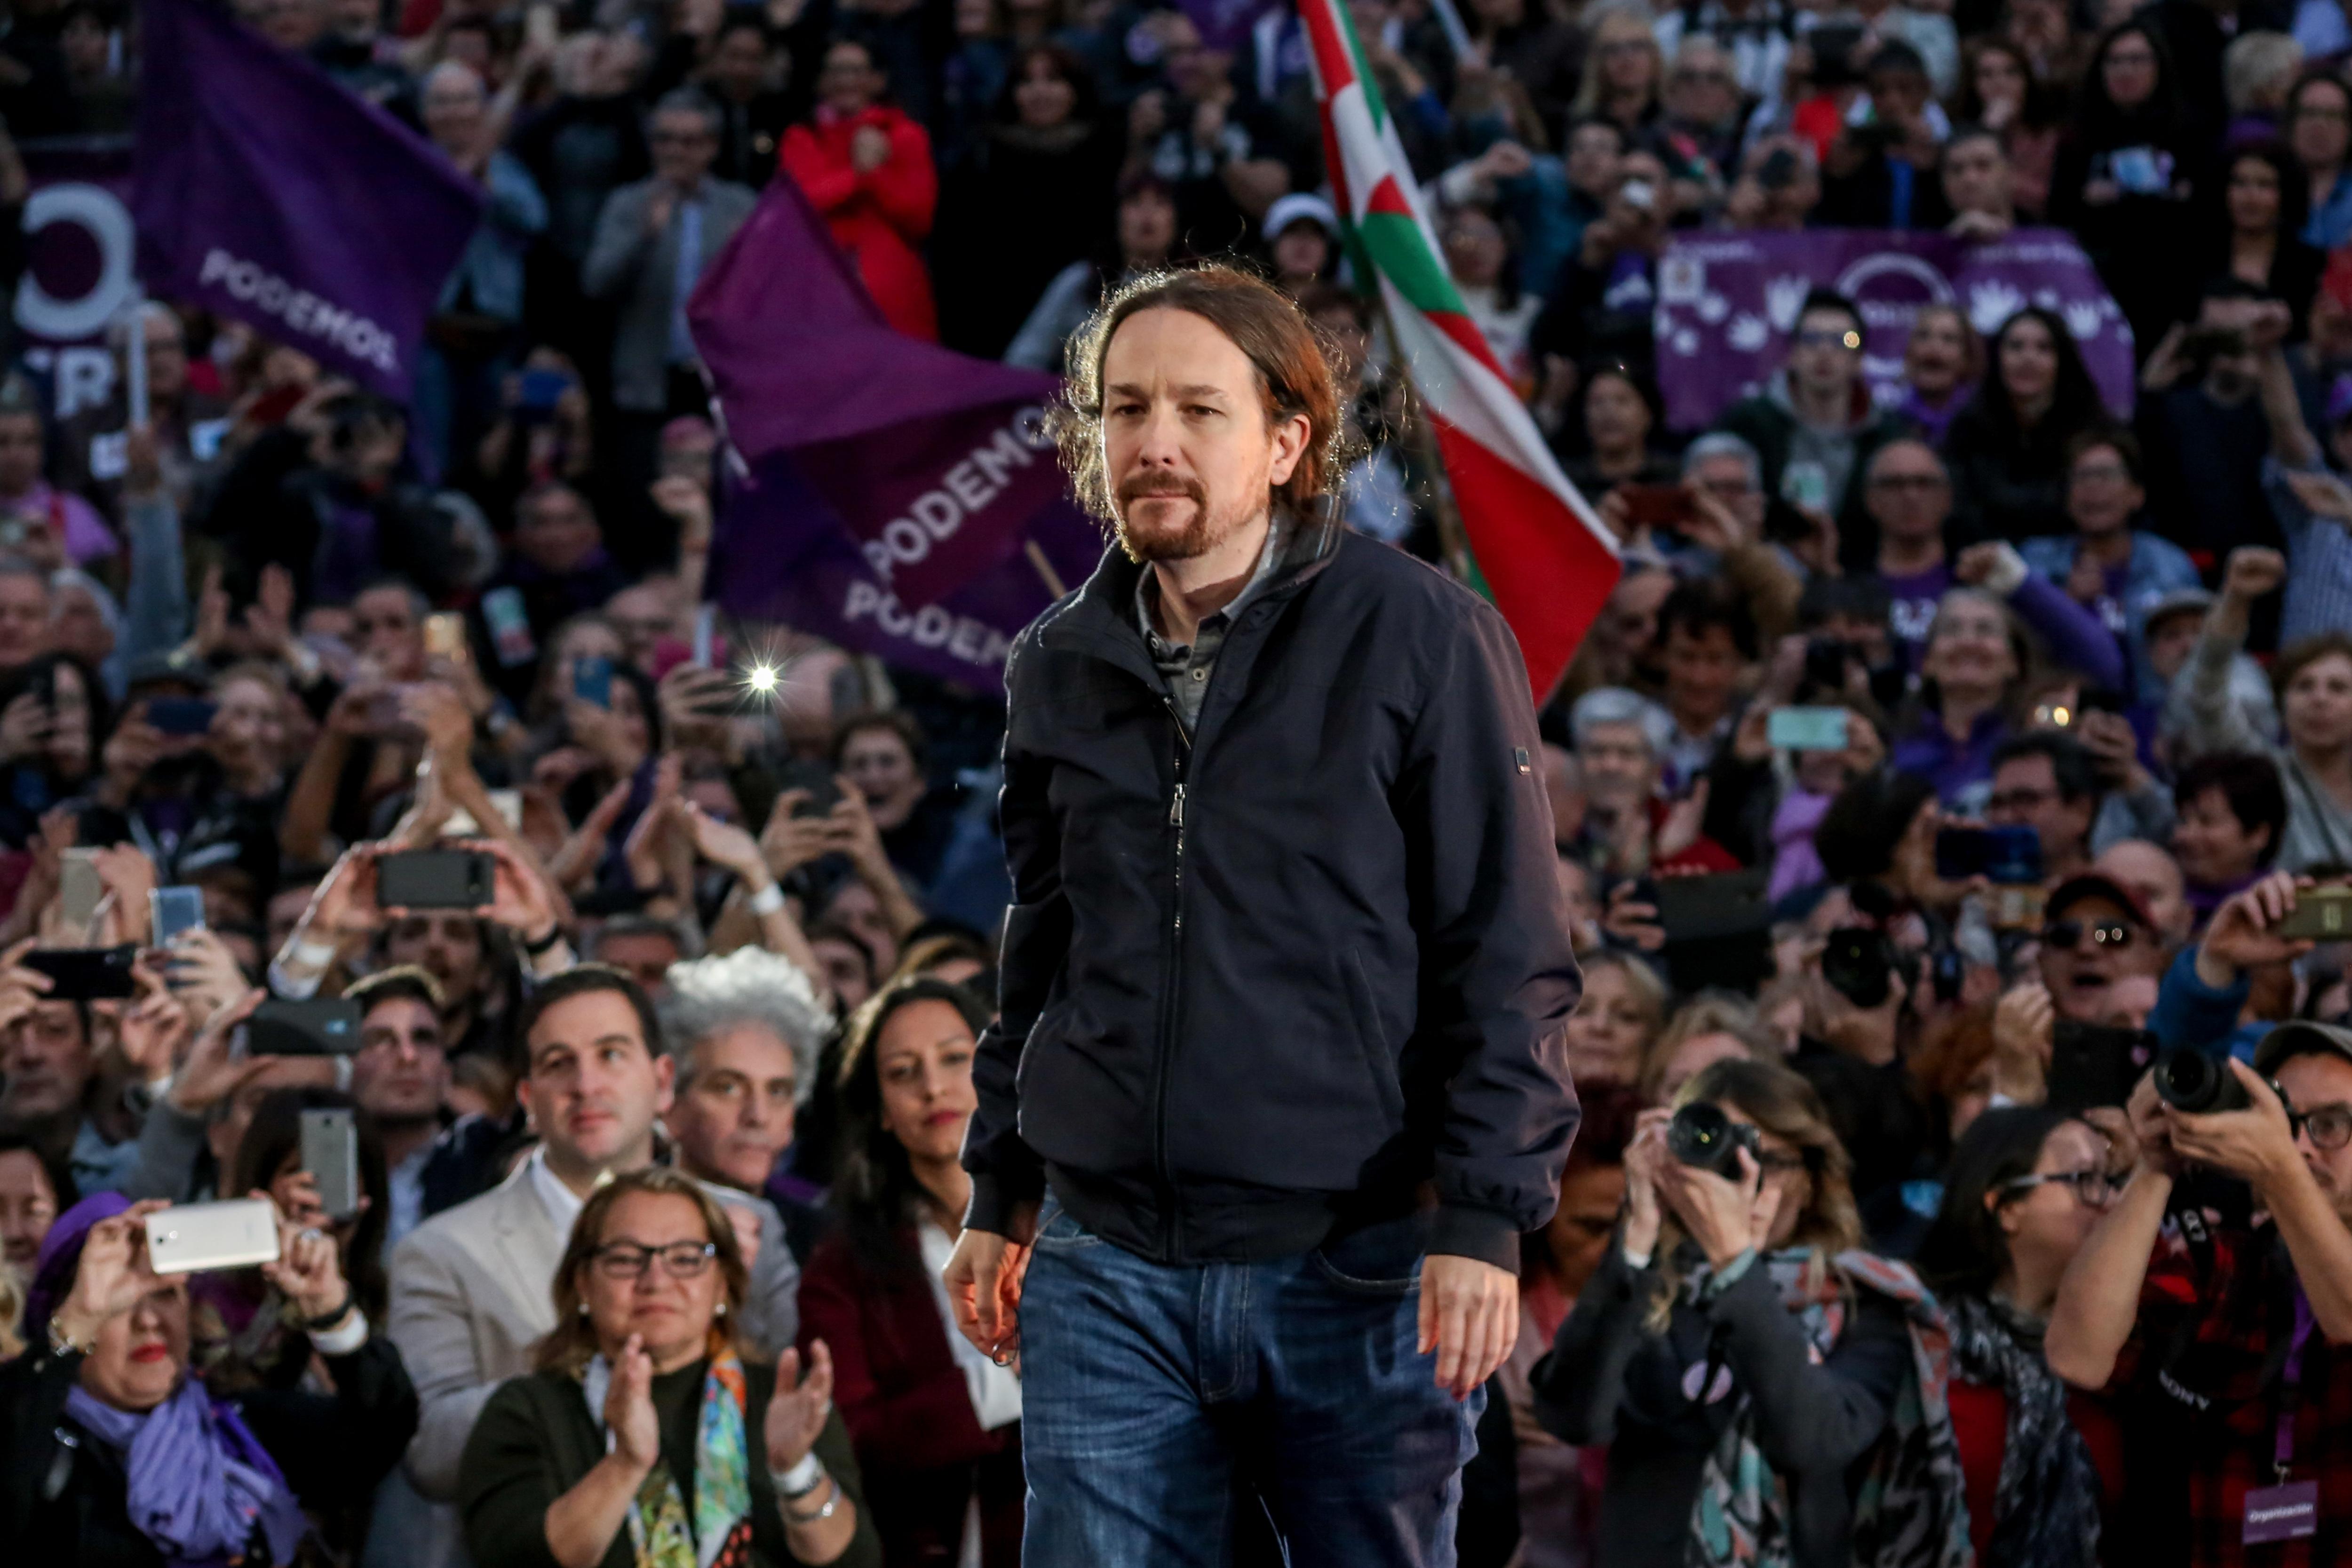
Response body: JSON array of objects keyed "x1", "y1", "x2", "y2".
[
  {"x1": 1262, "y1": 192, "x2": 1338, "y2": 242},
  {"x1": 2254, "y1": 1019, "x2": 2352, "y2": 1075},
  {"x1": 2045, "y1": 872, "x2": 2156, "y2": 931},
  {"x1": 2141, "y1": 586, "x2": 2214, "y2": 632}
]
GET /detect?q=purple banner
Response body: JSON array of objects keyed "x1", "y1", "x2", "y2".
[
  {"x1": 11, "y1": 137, "x2": 135, "y2": 418},
  {"x1": 1178, "y1": 0, "x2": 1279, "y2": 50},
  {"x1": 1652, "y1": 229, "x2": 2135, "y2": 431},
  {"x1": 714, "y1": 451, "x2": 1104, "y2": 687},
  {"x1": 131, "y1": 0, "x2": 483, "y2": 400},
  {"x1": 690, "y1": 176, "x2": 1070, "y2": 612}
]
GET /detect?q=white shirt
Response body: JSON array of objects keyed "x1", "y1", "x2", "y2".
[
  {"x1": 527, "y1": 1145, "x2": 586, "y2": 1239},
  {"x1": 919, "y1": 1220, "x2": 1022, "y2": 1432}
]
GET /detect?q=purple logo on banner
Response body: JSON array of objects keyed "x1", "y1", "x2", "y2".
[
  {"x1": 1177, "y1": 0, "x2": 1279, "y2": 49},
  {"x1": 131, "y1": 0, "x2": 483, "y2": 401},
  {"x1": 1652, "y1": 229, "x2": 2135, "y2": 431},
  {"x1": 715, "y1": 452, "x2": 1101, "y2": 687}
]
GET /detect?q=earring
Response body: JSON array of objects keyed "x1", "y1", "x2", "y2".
[
  {"x1": 715, "y1": 1301, "x2": 726, "y2": 1318},
  {"x1": 578, "y1": 1302, "x2": 590, "y2": 1318}
]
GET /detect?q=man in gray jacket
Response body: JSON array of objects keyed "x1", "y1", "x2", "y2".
[{"x1": 582, "y1": 88, "x2": 755, "y2": 566}]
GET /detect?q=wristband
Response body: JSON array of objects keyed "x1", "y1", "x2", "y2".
[
  {"x1": 521, "y1": 925, "x2": 565, "y2": 956},
  {"x1": 770, "y1": 1452, "x2": 825, "y2": 1499},
  {"x1": 747, "y1": 882, "x2": 786, "y2": 916},
  {"x1": 287, "y1": 938, "x2": 337, "y2": 971}
]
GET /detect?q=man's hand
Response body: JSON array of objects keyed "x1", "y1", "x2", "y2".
[
  {"x1": 2167, "y1": 1060, "x2": 2304, "y2": 1196},
  {"x1": 166, "y1": 987, "x2": 274, "y2": 1114},
  {"x1": 944, "y1": 1201, "x2": 1039, "y2": 1364},
  {"x1": 2196, "y1": 870, "x2": 2313, "y2": 988},
  {"x1": 649, "y1": 475, "x2": 715, "y2": 556},
  {"x1": 2286, "y1": 468, "x2": 2352, "y2": 525},
  {"x1": 2222, "y1": 545, "x2": 2287, "y2": 605},
  {"x1": 1420, "y1": 1253, "x2": 1518, "y2": 1399},
  {"x1": 850, "y1": 124, "x2": 890, "y2": 173},
  {"x1": 1993, "y1": 979, "x2": 2055, "y2": 1067}
]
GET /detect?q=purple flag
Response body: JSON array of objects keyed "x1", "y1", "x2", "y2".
[
  {"x1": 713, "y1": 451, "x2": 1102, "y2": 687},
  {"x1": 131, "y1": 0, "x2": 483, "y2": 400},
  {"x1": 1179, "y1": 0, "x2": 1280, "y2": 50},
  {"x1": 1652, "y1": 229, "x2": 2135, "y2": 431},
  {"x1": 689, "y1": 177, "x2": 1078, "y2": 612}
]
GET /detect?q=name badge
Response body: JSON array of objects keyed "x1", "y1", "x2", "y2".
[{"x1": 2244, "y1": 1481, "x2": 2319, "y2": 1544}]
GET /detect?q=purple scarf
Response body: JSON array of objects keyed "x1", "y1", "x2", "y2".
[{"x1": 63, "y1": 1374, "x2": 307, "y2": 1567}]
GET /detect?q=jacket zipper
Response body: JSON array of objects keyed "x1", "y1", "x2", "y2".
[{"x1": 1152, "y1": 700, "x2": 1190, "y2": 1259}]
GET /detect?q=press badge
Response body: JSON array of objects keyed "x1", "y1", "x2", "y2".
[{"x1": 2243, "y1": 1482, "x2": 2319, "y2": 1544}]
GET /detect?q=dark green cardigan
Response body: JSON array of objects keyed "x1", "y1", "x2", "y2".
[{"x1": 459, "y1": 1360, "x2": 884, "y2": 1568}]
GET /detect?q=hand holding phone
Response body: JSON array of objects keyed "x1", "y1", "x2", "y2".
[
  {"x1": 145, "y1": 1198, "x2": 281, "y2": 1275},
  {"x1": 1768, "y1": 706, "x2": 1849, "y2": 751}
]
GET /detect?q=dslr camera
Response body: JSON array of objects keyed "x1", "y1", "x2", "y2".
[{"x1": 1668, "y1": 1102, "x2": 1762, "y2": 1180}]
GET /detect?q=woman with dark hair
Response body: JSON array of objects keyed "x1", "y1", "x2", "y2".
[
  {"x1": 0, "y1": 1128, "x2": 76, "y2": 1274},
  {"x1": 933, "y1": 42, "x2": 1120, "y2": 358},
  {"x1": 0, "y1": 651, "x2": 110, "y2": 848},
  {"x1": 1956, "y1": 36, "x2": 2060, "y2": 219},
  {"x1": 1562, "y1": 362, "x2": 1675, "y2": 505},
  {"x1": 2286, "y1": 72, "x2": 2352, "y2": 247},
  {"x1": 186, "y1": 1087, "x2": 393, "y2": 1400},
  {"x1": 460, "y1": 1166, "x2": 879, "y2": 1568},
  {"x1": 2049, "y1": 21, "x2": 2204, "y2": 352},
  {"x1": 796, "y1": 976, "x2": 1021, "y2": 1568},
  {"x1": 2211, "y1": 140, "x2": 2323, "y2": 340},
  {"x1": 1914, "y1": 1106, "x2": 2125, "y2": 1568},
  {"x1": 1943, "y1": 307, "x2": 2108, "y2": 542},
  {"x1": 1533, "y1": 1058, "x2": 1972, "y2": 1568}
]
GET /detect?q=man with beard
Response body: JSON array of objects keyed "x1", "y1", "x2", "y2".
[{"x1": 942, "y1": 266, "x2": 1580, "y2": 1564}]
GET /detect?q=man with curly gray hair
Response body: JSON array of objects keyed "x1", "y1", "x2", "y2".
[{"x1": 658, "y1": 946, "x2": 833, "y2": 1262}]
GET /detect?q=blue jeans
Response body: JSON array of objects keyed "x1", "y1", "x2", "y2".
[{"x1": 1018, "y1": 1198, "x2": 1481, "y2": 1568}]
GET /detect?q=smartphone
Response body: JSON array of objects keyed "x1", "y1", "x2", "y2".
[
  {"x1": 2280, "y1": 886, "x2": 2352, "y2": 940},
  {"x1": 424, "y1": 612, "x2": 467, "y2": 661},
  {"x1": 376, "y1": 848, "x2": 494, "y2": 910},
  {"x1": 249, "y1": 997, "x2": 364, "y2": 1057},
  {"x1": 150, "y1": 885, "x2": 206, "y2": 947},
  {"x1": 145, "y1": 697, "x2": 218, "y2": 737},
  {"x1": 2047, "y1": 1020, "x2": 2160, "y2": 1114},
  {"x1": 2109, "y1": 145, "x2": 2169, "y2": 194},
  {"x1": 144, "y1": 1198, "x2": 280, "y2": 1276},
  {"x1": 1653, "y1": 868, "x2": 1775, "y2": 996},
  {"x1": 24, "y1": 945, "x2": 138, "y2": 1000},
  {"x1": 572, "y1": 653, "x2": 614, "y2": 709},
  {"x1": 300, "y1": 1107, "x2": 362, "y2": 1222},
  {"x1": 777, "y1": 762, "x2": 843, "y2": 820},
  {"x1": 481, "y1": 585, "x2": 537, "y2": 668},
  {"x1": 691, "y1": 605, "x2": 715, "y2": 669},
  {"x1": 60, "y1": 847, "x2": 103, "y2": 932},
  {"x1": 1768, "y1": 706, "x2": 1850, "y2": 751},
  {"x1": 1617, "y1": 483, "x2": 1692, "y2": 528},
  {"x1": 516, "y1": 366, "x2": 572, "y2": 414}
]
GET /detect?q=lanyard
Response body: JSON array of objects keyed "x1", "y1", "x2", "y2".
[{"x1": 2275, "y1": 1286, "x2": 2318, "y2": 1482}]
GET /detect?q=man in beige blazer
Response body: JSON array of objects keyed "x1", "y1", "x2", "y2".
[{"x1": 372, "y1": 966, "x2": 801, "y2": 1567}]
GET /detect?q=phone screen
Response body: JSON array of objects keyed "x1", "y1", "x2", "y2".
[{"x1": 151, "y1": 886, "x2": 206, "y2": 947}]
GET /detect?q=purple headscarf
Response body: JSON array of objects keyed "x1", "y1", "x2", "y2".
[{"x1": 25, "y1": 1191, "x2": 309, "y2": 1566}]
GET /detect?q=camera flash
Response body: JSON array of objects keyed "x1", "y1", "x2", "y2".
[{"x1": 746, "y1": 662, "x2": 779, "y2": 695}]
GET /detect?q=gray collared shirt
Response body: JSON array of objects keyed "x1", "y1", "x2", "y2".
[{"x1": 1135, "y1": 517, "x2": 1291, "y2": 734}]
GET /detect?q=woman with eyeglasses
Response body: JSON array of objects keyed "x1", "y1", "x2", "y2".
[
  {"x1": 1532, "y1": 1057, "x2": 1971, "y2": 1568},
  {"x1": 1915, "y1": 1106, "x2": 2127, "y2": 1568},
  {"x1": 459, "y1": 1166, "x2": 879, "y2": 1568}
]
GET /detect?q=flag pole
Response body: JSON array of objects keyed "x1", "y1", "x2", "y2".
[
  {"x1": 123, "y1": 287, "x2": 148, "y2": 430},
  {"x1": 1358, "y1": 280, "x2": 1476, "y2": 586},
  {"x1": 1023, "y1": 539, "x2": 1068, "y2": 599}
]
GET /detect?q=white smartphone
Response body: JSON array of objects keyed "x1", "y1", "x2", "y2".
[
  {"x1": 144, "y1": 1198, "x2": 280, "y2": 1276},
  {"x1": 300, "y1": 1108, "x2": 362, "y2": 1223},
  {"x1": 60, "y1": 847, "x2": 103, "y2": 932}
]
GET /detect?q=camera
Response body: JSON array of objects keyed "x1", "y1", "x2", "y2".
[
  {"x1": 2153, "y1": 1046, "x2": 2258, "y2": 1115},
  {"x1": 1668, "y1": 1102, "x2": 1761, "y2": 1180},
  {"x1": 1821, "y1": 925, "x2": 1905, "y2": 1010}
]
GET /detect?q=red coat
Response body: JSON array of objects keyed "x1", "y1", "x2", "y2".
[
  {"x1": 780, "y1": 107, "x2": 940, "y2": 341},
  {"x1": 797, "y1": 1227, "x2": 1020, "y2": 1568}
]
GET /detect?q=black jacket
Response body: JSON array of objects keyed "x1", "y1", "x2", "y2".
[
  {"x1": 962, "y1": 517, "x2": 1582, "y2": 1271},
  {"x1": 0, "y1": 1333, "x2": 418, "y2": 1567}
]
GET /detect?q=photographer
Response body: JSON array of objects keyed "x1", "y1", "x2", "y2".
[
  {"x1": 2149, "y1": 868, "x2": 2319, "y2": 1064},
  {"x1": 1531, "y1": 1058, "x2": 1970, "y2": 1568},
  {"x1": 2045, "y1": 1022, "x2": 2352, "y2": 1566}
]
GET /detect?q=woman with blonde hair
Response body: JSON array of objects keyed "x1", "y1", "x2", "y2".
[
  {"x1": 460, "y1": 1166, "x2": 881, "y2": 1568},
  {"x1": 1563, "y1": 949, "x2": 1669, "y2": 1087},
  {"x1": 1532, "y1": 1057, "x2": 1971, "y2": 1568},
  {"x1": 1571, "y1": 8, "x2": 1665, "y2": 133}
]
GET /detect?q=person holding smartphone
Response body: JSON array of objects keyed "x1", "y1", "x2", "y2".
[{"x1": 0, "y1": 1188, "x2": 417, "y2": 1564}]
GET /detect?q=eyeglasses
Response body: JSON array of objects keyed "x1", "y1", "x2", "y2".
[
  {"x1": 1796, "y1": 327, "x2": 1862, "y2": 350},
  {"x1": 2000, "y1": 1167, "x2": 2119, "y2": 1205},
  {"x1": 590, "y1": 1241, "x2": 717, "y2": 1280},
  {"x1": 1868, "y1": 473, "x2": 1947, "y2": 493},
  {"x1": 2043, "y1": 919, "x2": 2134, "y2": 951},
  {"x1": 2290, "y1": 1104, "x2": 2352, "y2": 1151}
]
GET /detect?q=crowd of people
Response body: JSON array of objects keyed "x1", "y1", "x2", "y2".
[{"x1": 0, "y1": 0, "x2": 2346, "y2": 1562}]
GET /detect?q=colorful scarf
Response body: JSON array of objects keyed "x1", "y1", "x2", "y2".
[
  {"x1": 1687, "y1": 1248, "x2": 1974, "y2": 1568},
  {"x1": 581, "y1": 1352, "x2": 755, "y2": 1568},
  {"x1": 1943, "y1": 1293, "x2": 2101, "y2": 1568},
  {"x1": 63, "y1": 1374, "x2": 308, "y2": 1567}
]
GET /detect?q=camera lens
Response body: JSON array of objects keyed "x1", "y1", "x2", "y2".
[
  {"x1": 1820, "y1": 926, "x2": 1892, "y2": 1010},
  {"x1": 1667, "y1": 1103, "x2": 1753, "y2": 1180},
  {"x1": 2153, "y1": 1047, "x2": 2247, "y2": 1115}
]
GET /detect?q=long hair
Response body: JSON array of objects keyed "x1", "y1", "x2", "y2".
[
  {"x1": 1050, "y1": 264, "x2": 1346, "y2": 527},
  {"x1": 2224, "y1": 138, "x2": 2311, "y2": 252},
  {"x1": 2073, "y1": 20, "x2": 2183, "y2": 151},
  {"x1": 1980, "y1": 306, "x2": 2103, "y2": 440},
  {"x1": 229, "y1": 1086, "x2": 391, "y2": 1318},
  {"x1": 1915, "y1": 1105, "x2": 2077, "y2": 1301},
  {"x1": 1956, "y1": 36, "x2": 2058, "y2": 131},
  {"x1": 830, "y1": 975, "x2": 993, "y2": 1277},
  {"x1": 1646, "y1": 1058, "x2": 1862, "y2": 1330},
  {"x1": 535, "y1": 1166, "x2": 750, "y2": 1377}
]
